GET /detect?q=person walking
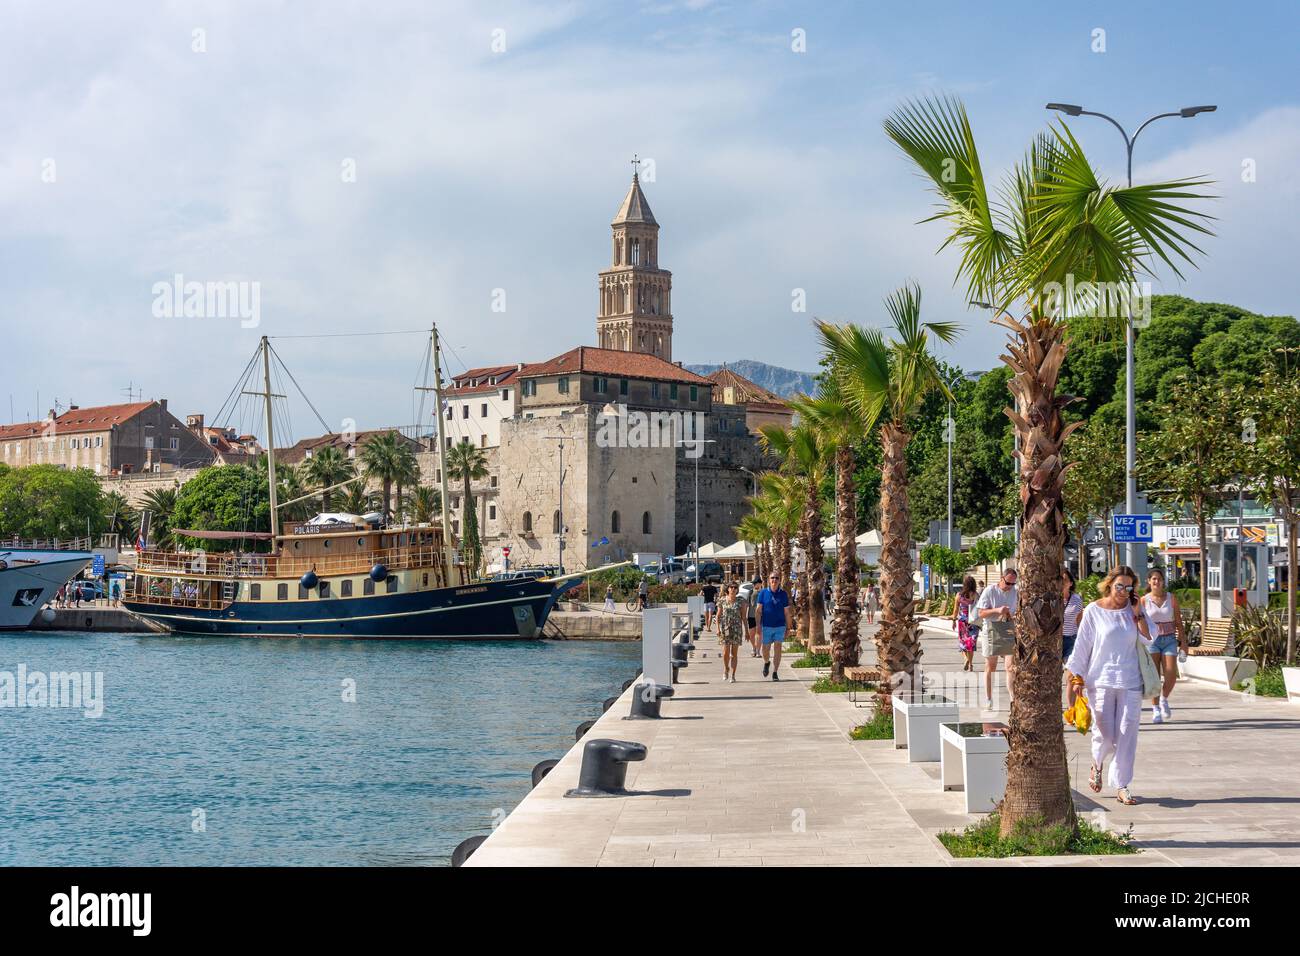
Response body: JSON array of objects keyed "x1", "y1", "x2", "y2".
[
  {"x1": 603, "y1": 584, "x2": 616, "y2": 614},
  {"x1": 637, "y1": 575, "x2": 649, "y2": 610},
  {"x1": 975, "y1": 566, "x2": 1019, "y2": 710},
  {"x1": 755, "y1": 571, "x2": 792, "y2": 681},
  {"x1": 1140, "y1": 568, "x2": 1186, "y2": 723},
  {"x1": 863, "y1": 582, "x2": 878, "y2": 625},
  {"x1": 747, "y1": 575, "x2": 761, "y2": 658},
  {"x1": 952, "y1": 575, "x2": 980, "y2": 672},
  {"x1": 1061, "y1": 568, "x2": 1083, "y2": 664},
  {"x1": 717, "y1": 582, "x2": 746, "y2": 682},
  {"x1": 1065, "y1": 565, "x2": 1157, "y2": 806},
  {"x1": 701, "y1": 580, "x2": 719, "y2": 632},
  {"x1": 110, "y1": 580, "x2": 121, "y2": 608}
]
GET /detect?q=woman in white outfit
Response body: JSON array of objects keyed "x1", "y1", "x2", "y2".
[
  {"x1": 1140, "y1": 569, "x2": 1186, "y2": 723},
  {"x1": 1065, "y1": 565, "x2": 1156, "y2": 806}
]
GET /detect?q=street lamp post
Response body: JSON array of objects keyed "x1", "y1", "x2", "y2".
[
  {"x1": 1046, "y1": 101, "x2": 1216, "y2": 574},
  {"x1": 545, "y1": 434, "x2": 576, "y2": 573},
  {"x1": 676, "y1": 438, "x2": 717, "y2": 580}
]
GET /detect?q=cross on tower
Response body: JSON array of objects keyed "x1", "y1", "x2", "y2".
[{"x1": 630, "y1": 154, "x2": 640, "y2": 179}]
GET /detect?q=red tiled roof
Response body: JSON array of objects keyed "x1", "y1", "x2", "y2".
[
  {"x1": 0, "y1": 402, "x2": 157, "y2": 440},
  {"x1": 448, "y1": 365, "x2": 521, "y2": 396},
  {"x1": 519, "y1": 347, "x2": 709, "y2": 385},
  {"x1": 706, "y1": 367, "x2": 789, "y2": 411}
]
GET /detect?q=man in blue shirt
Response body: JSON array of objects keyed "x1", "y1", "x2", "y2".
[{"x1": 755, "y1": 571, "x2": 792, "y2": 680}]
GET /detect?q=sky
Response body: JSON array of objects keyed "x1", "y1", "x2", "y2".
[{"x1": 3, "y1": 0, "x2": 1298, "y2": 440}]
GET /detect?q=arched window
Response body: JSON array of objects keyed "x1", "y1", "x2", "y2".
[
  {"x1": 611, "y1": 511, "x2": 621, "y2": 534},
  {"x1": 523, "y1": 512, "x2": 533, "y2": 533},
  {"x1": 553, "y1": 510, "x2": 561, "y2": 534},
  {"x1": 642, "y1": 511, "x2": 652, "y2": 534}
]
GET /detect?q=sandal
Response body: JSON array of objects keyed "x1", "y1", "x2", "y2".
[
  {"x1": 1116, "y1": 787, "x2": 1139, "y2": 806},
  {"x1": 1088, "y1": 764, "x2": 1103, "y2": 793}
]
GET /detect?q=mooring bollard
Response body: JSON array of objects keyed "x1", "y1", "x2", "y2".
[
  {"x1": 451, "y1": 834, "x2": 487, "y2": 867},
  {"x1": 575, "y1": 719, "x2": 595, "y2": 741},
  {"x1": 531, "y1": 759, "x2": 560, "y2": 788},
  {"x1": 626, "y1": 681, "x2": 674, "y2": 719},
  {"x1": 564, "y1": 738, "x2": 648, "y2": 797}
]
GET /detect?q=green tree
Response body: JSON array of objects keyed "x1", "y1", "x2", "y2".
[
  {"x1": 1137, "y1": 379, "x2": 1246, "y2": 632},
  {"x1": 1062, "y1": 420, "x2": 1126, "y2": 572},
  {"x1": 446, "y1": 439, "x2": 489, "y2": 573},
  {"x1": 410, "y1": 485, "x2": 442, "y2": 525},
  {"x1": 301, "y1": 445, "x2": 357, "y2": 513},
  {"x1": 1242, "y1": 368, "x2": 1300, "y2": 663},
  {"x1": 101, "y1": 491, "x2": 138, "y2": 541},
  {"x1": 0, "y1": 465, "x2": 107, "y2": 539},
  {"x1": 170, "y1": 465, "x2": 272, "y2": 547},
  {"x1": 359, "y1": 431, "x2": 409, "y2": 520},
  {"x1": 137, "y1": 487, "x2": 179, "y2": 548},
  {"x1": 885, "y1": 93, "x2": 1213, "y2": 835}
]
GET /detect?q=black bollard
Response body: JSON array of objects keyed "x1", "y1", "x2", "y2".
[
  {"x1": 626, "y1": 681, "x2": 674, "y2": 719},
  {"x1": 564, "y1": 738, "x2": 648, "y2": 797},
  {"x1": 451, "y1": 835, "x2": 487, "y2": 867},
  {"x1": 531, "y1": 759, "x2": 559, "y2": 788},
  {"x1": 575, "y1": 719, "x2": 595, "y2": 741}
]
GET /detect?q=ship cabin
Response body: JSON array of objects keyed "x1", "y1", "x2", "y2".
[{"x1": 127, "y1": 518, "x2": 465, "y2": 611}]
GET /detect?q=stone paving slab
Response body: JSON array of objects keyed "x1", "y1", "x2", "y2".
[{"x1": 468, "y1": 617, "x2": 1300, "y2": 867}]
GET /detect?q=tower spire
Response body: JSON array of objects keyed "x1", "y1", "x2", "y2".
[{"x1": 597, "y1": 162, "x2": 672, "y2": 361}]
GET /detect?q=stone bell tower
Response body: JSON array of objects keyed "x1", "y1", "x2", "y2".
[{"x1": 596, "y1": 157, "x2": 674, "y2": 361}]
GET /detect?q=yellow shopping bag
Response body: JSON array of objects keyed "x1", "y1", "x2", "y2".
[{"x1": 1063, "y1": 678, "x2": 1091, "y2": 734}]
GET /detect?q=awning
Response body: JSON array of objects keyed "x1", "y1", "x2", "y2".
[{"x1": 172, "y1": 529, "x2": 275, "y2": 541}]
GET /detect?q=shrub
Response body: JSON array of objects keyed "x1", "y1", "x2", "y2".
[
  {"x1": 1250, "y1": 666, "x2": 1287, "y2": 699},
  {"x1": 792, "y1": 651, "x2": 831, "y2": 669},
  {"x1": 1232, "y1": 606, "x2": 1287, "y2": 668},
  {"x1": 1078, "y1": 574, "x2": 1102, "y2": 604},
  {"x1": 939, "y1": 813, "x2": 1136, "y2": 858},
  {"x1": 849, "y1": 709, "x2": 893, "y2": 740}
]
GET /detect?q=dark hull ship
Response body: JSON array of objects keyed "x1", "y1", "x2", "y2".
[{"x1": 123, "y1": 329, "x2": 596, "y2": 640}]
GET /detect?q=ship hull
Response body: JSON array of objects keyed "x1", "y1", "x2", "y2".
[
  {"x1": 122, "y1": 576, "x2": 574, "y2": 639},
  {"x1": 0, "y1": 553, "x2": 94, "y2": 630}
]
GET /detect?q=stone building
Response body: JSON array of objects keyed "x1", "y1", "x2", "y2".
[
  {"x1": 0, "y1": 400, "x2": 216, "y2": 475},
  {"x1": 596, "y1": 166, "x2": 674, "y2": 361}
]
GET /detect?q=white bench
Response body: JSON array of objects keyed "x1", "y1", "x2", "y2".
[
  {"x1": 940, "y1": 721, "x2": 1009, "y2": 814},
  {"x1": 1180, "y1": 655, "x2": 1257, "y2": 688},
  {"x1": 892, "y1": 693, "x2": 960, "y2": 763}
]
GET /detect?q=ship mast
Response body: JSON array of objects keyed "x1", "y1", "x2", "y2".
[
  {"x1": 430, "y1": 325, "x2": 456, "y2": 579},
  {"x1": 261, "y1": 336, "x2": 280, "y2": 541}
]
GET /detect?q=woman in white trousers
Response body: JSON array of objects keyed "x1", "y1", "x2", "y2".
[{"x1": 1065, "y1": 565, "x2": 1155, "y2": 806}]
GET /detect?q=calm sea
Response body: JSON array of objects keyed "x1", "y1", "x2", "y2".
[{"x1": 0, "y1": 631, "x2": 639, "y2": 866}]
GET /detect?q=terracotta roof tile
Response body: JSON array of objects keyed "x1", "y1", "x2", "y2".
[{"x1": 519, "y1": 347, "x2": 709, "y2": 385}]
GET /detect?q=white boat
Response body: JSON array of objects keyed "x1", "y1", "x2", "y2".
[{"x1": 0, "y1": 537, "x2": 94, "y2": 630}]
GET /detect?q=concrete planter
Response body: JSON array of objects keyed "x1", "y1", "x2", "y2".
[
  {"x1": 1181, "y1": 655, "x2": 1256, "y2": 688},
  {"x1": 1283, "y1": 666, "x2": 1300, "y2": 702}
]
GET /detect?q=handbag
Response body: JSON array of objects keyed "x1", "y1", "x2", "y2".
[{"x1": 1136, "y1": 632, "x2": 1162, "y2": 698}]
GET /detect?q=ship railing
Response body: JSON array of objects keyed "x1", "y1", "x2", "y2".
[
  {"x1": 134, "y1": 545, "x2": 445, "y2": 580},
  {"x1": 124, "y1": 588, "x2": 229, "y2": 610},
  {"x1": 0, "y1": 535, "x2": 95, "y2": 552}
]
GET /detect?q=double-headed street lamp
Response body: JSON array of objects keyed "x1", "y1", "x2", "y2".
[
  {"x1": 544, "y1": 433, "x2": 576, "y2": 573},
  {"x1": 676, "y1": 437, "x2": 717, "y2": 579},
  {"x1": 943, "y1": 370, "x2": 983, "y2": 552},
  {"x1": 1046, "y1": 101, "x2": 1216, "y2": 573}
]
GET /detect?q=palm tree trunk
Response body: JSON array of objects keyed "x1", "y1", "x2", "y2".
[
  {"x1": 830, "y1": 444, "x2": 860, "y2": 681},
  {"x1": 382, "y1": 479, "x2": 392, "y2": 520},
  {"x1": 998, "y1": 311, "x2": 1076, "y2": 836},
  {"x1": 805, "y1": 479, "x2": 827, "y2": 648},
  {"x1": 876, "y1": 421, "x2": 921, "y2": 714}
]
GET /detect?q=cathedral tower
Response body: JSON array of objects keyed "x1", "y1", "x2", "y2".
[{"x1": 596, "y1": 159, "x2": 673, "y2": 361}]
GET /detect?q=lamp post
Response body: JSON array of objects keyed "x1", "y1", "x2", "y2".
[
  {"x1": 544, "y1": 433, "x2": 576, "y2": 573},
  {"x1": 1045, "y1": 102, "x2": 1216, "y2": 575},
  {"x1": 676, "y1": 437, "x2": 717, "y2": 580}
]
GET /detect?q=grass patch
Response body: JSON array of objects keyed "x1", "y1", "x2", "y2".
[
  {"x1": 792, "y1": 652, "x2": 831, "y2": 669},
  {"x1": 783, "y1": 641, "x2": 806, "y2": 653},
  {"x1": 1249, "y1": 666, "x2": 1287, "y2": 698},
  {"x1": 849, "y1": 709, "x2": 893, "y2": 740},
  {"x1": 939, "y1": 813, "x2": 1136, "y2": 858},
  {"x1": 810, "y1": 675, "x2": 875, "y2": 694}
]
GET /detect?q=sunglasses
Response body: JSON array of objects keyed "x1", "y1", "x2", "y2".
[{"x1": 1111, "y1": 583, "x2": 1134, "y2": 591}]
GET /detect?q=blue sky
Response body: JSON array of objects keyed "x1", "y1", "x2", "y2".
[{"x1": 2, "y1": 0, "x2": 1297, "y2": 436}]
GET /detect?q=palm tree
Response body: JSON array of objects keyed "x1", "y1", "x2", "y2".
[
  {"x1": 359, "y1": 431, "x2": 408, "y2": 521},
  {"x1": 276, "y1": 463, "x2": 314, "y2": 523},
  {"x1": 754, "y1": 473, "x2": 798, "y2": 628},
  {"x1": 446, "y1": 439, "x2": 489, "y2": 572},
  {"x1": 757, "y1": 426, "x2": 829, "y2": 646},
  {"x1": 390, "y1": 441, "x2": 420, "y2": 525},
  {"x1": 884, "y1": 94, "x2": 1213, "y2": 834},
  {"x1": 818, "y1": 284, "x2": 959, "y2": 712},
  {"x1": 734, "y1": 512, "x2": 769, "y2": 584},
  {"x1": 301, "y1": 445, "x2": 356, "y2": 513},
  {"x1": 791, "y1": 383, "x2": 865, "y2": 681},
  {"x1": 340, "y1": 482, "x2": 375, "y2": 517},
  {"x1": 410, "y1": 485, "x2": 442, "y2": 525},
  {"x1": 102, "y1": 491, "x2": 138, "y2": 542},
  {"x1": 138, "y1": 487, "x2": 178, "y2": 548}
]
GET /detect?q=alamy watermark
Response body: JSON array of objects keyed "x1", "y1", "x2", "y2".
[
  {"x1": 1041, "y1": 276, "x2": 1153, "y2": 328},
  {"x1": 0, "y1": 664, "x2": 103, "y2": 718},
  {"x1": 595, "y1": 404, "x2": 707, "y2": 458},
  {"x1": 152, "y1": 273, "x2": 261, "y2": 328}
]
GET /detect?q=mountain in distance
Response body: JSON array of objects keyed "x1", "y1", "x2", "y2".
[{"x1": 683, "y1": 360, "x2": 817, "y2": 398}]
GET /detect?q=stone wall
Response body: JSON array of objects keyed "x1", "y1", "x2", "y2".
[{"x1": 99, "y1": 468, "x2": 205, "y2": 507}]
